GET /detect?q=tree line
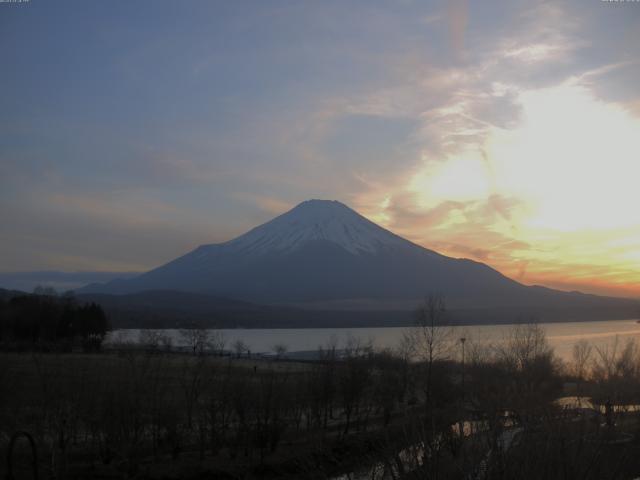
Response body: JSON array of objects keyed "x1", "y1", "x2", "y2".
[{"x1": 0, "y1": 287, "x2": 109, "y2": 351}]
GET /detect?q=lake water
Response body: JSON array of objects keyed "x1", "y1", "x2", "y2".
[{"x1": 107, "y1": 318, "x2": 640, "y2": 362}]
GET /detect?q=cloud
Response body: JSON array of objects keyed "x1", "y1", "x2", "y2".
[
  {"x1": 368, "y1": 192, "x2": 530, "y2": 270},
  {"x1": 0, "y1": 190, "x2": 234, "y2": 271},
  {"x1": 2, "y1": 0, "x2": 639, "y2": 297},
  {"x1": 446, "y1": 0, "x2": 469, "y2": 60}
]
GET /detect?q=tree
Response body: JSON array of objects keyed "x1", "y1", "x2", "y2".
[
  {"x1": 77, "y1": 302, "x2": 109, "y2": 351},
  {"x1": 495, "y1": 323, "x2": 559, "y2": 427},
  {"x1": 572, "y1": 339, "x2": 593, "y2": 399},
  {"x1": 210, "y1": 329, "x2": 226, "y2": 356},
  {"x1": 233, "y1": 339, "x2": 248, "y2": 358},
  {"x1": 591, "y1": 337, "x2": 640, "y2": 404},
  {"x1": 179, "y1": 356, "x2": 207, "y2": 429},
  {"x1": 408, "y1": 294, "x2": 452, "y2": 410},
  {"x1": 338, "y1": 336, "x2": 372, "y2": 435},
  {"x1": 272, "y1": 343, "x2": 288, "y2": 359},
  {"x1": 496, "y1": 323, "x2": 553, "y2": 373},
  {"x1": 180, "y1": 327, "x2": 211, "y2": 355},
  {"x1": 0, "y1": 293, "x2": 108, "y2": 349},
  {"x1": 139, "y1": 329, "x2": 163, "y2": 353}
]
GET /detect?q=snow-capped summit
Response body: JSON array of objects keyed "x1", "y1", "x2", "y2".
[
  {"x1": 79, "y1": 198, "x2": 516, "y2": 303},
  {"x1": 78, "y1": 198, "x2": 639, "y2": 321},
  {"x1": 82, "y1": 198, "x2": 603, "y2": 312},
  {"x1": 220, "y1": 199, "x2": 408, "y2": 255}
]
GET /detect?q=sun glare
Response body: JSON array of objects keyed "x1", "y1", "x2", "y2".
[
  {"x1": 409, "y1": 153, "x2": 492, "y2": 207},
  {"x1": 405, "y1": 82, "x2": 640, "y2": 295},
  {"x1": 489, "y1": 83, "x2": 640, "y2": 232}
]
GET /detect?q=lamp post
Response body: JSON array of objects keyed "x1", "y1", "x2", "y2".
[
  {"x1": 459, "y1": 337, "x2": 467, "y2": 439},
  {"x1": 460, "y1": 337, "x2": 466, "y2": 402}
]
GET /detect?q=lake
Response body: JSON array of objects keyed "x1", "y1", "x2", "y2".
[{"x1": 107, "y1": 318, "x2": 640, "y2": 362}]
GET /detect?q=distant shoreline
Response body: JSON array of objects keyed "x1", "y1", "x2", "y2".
[{"x1": 109, "y1": 314, "x2": 639, "y2": 330}]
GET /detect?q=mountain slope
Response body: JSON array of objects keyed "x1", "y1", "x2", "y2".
[{"x1": 80, "y1": 200, "x2": 637, "y2": 315}]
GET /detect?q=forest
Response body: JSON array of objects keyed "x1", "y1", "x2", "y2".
[{"x1": 0, "y1": 289, "x2": 109, "y2": 352}]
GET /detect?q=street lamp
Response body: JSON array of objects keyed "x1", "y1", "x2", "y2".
[
  {"x1": 459, "y1": 337, "x2": 467, "y2": 439},
  {"x1": 460, "y1": 337, "x2": 466, "y2": 402}
]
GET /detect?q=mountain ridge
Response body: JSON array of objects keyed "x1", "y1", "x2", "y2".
[{"x1": 78, "y1": 199, "x2": 638, "y2": 320}]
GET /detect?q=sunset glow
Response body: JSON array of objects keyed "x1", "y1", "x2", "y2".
[
  {"x1": 1, "y1": 0, "x2": 639, "y2": 297},
  {"x1": 373, "y1": 82, "x2": 640, "y2": 297}
]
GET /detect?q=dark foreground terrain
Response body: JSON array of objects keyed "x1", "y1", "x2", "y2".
[{"x1": 5, "y1": 321, "x2": 640, "y2": 479}]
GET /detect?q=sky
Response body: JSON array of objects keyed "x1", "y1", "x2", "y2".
[{"x1": 1, "y1": 0, "x2": 639, "y2": 297}]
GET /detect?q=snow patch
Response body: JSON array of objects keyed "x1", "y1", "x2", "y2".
[{"x1": 214, "y1": 200, "x2": 410, "y2": 255}]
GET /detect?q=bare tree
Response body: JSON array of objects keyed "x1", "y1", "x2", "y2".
[
  {"x1": 338, "y1": 339, "x2": 372, "y2": 435},
  {"x1": 408, "y1": 294, "x2": 452, "y2": 409},
  {"x1": 138, "y1": 329, "x2": 163, "y2": 353},
  {"x1": 159, "y1": 333, "x2": 173, "y2": 352},
  {"x1": 494, "y1": 323, "x2": 559, "y2": 429},
  {"x1": 210, "y1": 329, "x2": 226, "y2": 356},
  {"x1": 272, "y1": 343, "x2": 288, "y2": 359},
  {"x1": 179, "y1": 356, "x2": 207, "y2": 429},
  {"x1": 410, "y1": 294, "x2": 452, "y2": 359},
  {"x1": 592, "y1": 337, "x2": 640, "y2": 404},
  {"x1": 233, "y1": 339, "x2": 249, "y2": 358},
  {"x1": 180, "y1": 327, "x2": 210, "y2": 355},
  {"x1": 572, "y1": 339, "x2": 593, "y2": 399},
  {"x1": 394, "y1": 334, "x2": 414, "y2": 404},
  {"x1": 592, "y1": 336, "x2": 619, "y2": 382},
  {"x1": 496, "y1": 323, "x2": 552, "y2": 372},
  {"x1": 343, "y1": 334, "x2": 374, "y2": 358}
]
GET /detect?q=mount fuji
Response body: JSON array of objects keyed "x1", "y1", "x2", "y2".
[{"x1": 80, "y1": 199, "x2": 637, "y2": 321}]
